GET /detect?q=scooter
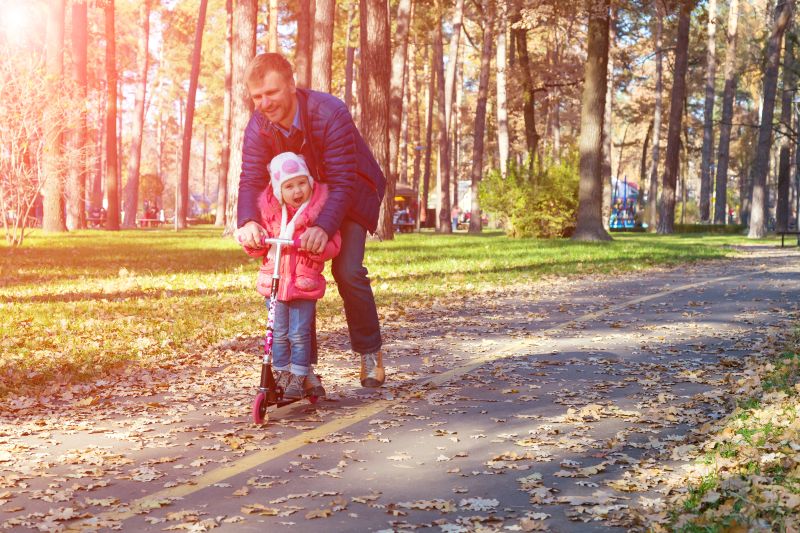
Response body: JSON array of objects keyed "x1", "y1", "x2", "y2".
[{"x1": 252, "y1": 237, "x2": 322, "y2": 425}]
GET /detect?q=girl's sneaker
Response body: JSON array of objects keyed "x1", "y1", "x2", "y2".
[
  {"x1": 283, "y1": 373, "x2": 305, "y2": 399},
  {"x1": 274, "y1": 370, "x2": 291, "y2": 394},
  {"x1": 303, "y1": 372, "x2": 326, "y2": 398}
]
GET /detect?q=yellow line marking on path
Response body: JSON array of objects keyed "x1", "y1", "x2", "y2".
[{"x1": 66, "y1": 264, "x2": 781, "y2": 530}]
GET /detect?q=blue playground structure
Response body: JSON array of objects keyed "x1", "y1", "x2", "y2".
[{"x1": 609, "y1": 176, "x2": 640, "y2": 230}]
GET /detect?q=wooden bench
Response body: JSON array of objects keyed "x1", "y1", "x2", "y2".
[
  {"x1": 136, "y1": 218, "x2": 164, "y2": 228},
  {"x1": 86, "y1": 217, "x2": 104, "y2": 228},
  {"x1": 777, "y1": 231, "x2": 800, "y2": 247}
]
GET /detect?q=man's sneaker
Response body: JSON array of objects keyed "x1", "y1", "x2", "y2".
[
  {"x1": 303, "y1": 372, "x2": 326, "y2": 398},
  {"x1": 283, "y1": 373, "x2": 305, "y2": 399},
  {"x1": 360, "y1": 351, "x2": 385, "y2": 388}
]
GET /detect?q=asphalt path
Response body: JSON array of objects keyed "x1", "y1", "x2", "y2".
[{"x1": 2, "y1": 245, "x2": 799, "y2": 532}]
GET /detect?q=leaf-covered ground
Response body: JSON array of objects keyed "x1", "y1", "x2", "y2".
[
  {"x1": 0, "y1": 234, "x2": 797, "y2": 531},
  {"x1": 0, "y1": 227, "x2": 750, "y2": 395}
]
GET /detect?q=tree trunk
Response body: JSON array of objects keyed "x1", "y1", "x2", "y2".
[
  {"x1": 512, "y1": 4, "x2": 539, "y2": 167},
  {"x1": 748, "y1": 0, "x2": 794, "y2": 238},
  {"x1": 92, "y1": 92, "x2": 105, "y2": 211},
  {"x1": 572, "y1": 0, "x2": 611, "y2": 242},
  {"x1": 216, "y1": 0, "x2": 233, "y2": 227},
  {"x1": 311, "y1": 0, "x2": 335, "y2": 92},
  {"x1": 657, "y1": 0, "x2": 694, "y2": 235},
  {"x1": 601, "y1": 8, "x2": 616, "y2": 231},
  {"x1": 639, "y1": 118, "x2": 653, "y2": 213},
  {"x1": 295, "y1": 0, "x2": 313, "y2": 89},
  {"x1": 646, "y1": 2, "x2": 663, "y2": 231},
  {"x1": 714, "y1": 0, "x2": 740, "y2": 224},
  {"x1": 411, "y1": 42, "x2": 423, "y2": 210},
  {"x1": 422, "y1": 42, "x2": 435, "y2": 225},
  {"x1": 359, "y1": 0, "x2": 392, "y2": 239},
  {"x1": 433, "y1": 15, "x2": 452, "y2": 233},
  {"x1": 66, "y1": 0, "x2": 88, "y2": 231},
  {"x1": 104, "y1": 0, "x2": 120, "y2": 231},
  {"x1": 389, "y1": 0, "x2": 413, "y2": 193},
  {"x1": 777, "y1": 30, "x2": 795, "y2": 232},
  {"x1": 178, "y1": 0, "x2": 209, "y2": 230},
  {"x1": 699, "y1": 0, "x2": 717, "y2": 222},
  {"x1": 444, "y1": 0, "x2": 465, "y2": 128},
  {"x1": 43, "y1": 0, "x2": 66, "y2": 233},
  {"x1": 469, "y1": 0, "x2": 494, "y2": 234},
  {"x1": 496, "y1": 0, "x2": 509, "y2": 178},
  {"x1": 224, "y1": 0, "x2": 257, "y2": 235},
  {"x1": 344, "y1": 3, "x2": 356, "y2": 110},
  {"x1": 452, "y1": 50, "x2": 463, "y2": 207},
  {"x1": 268, "y1": 0, "x2": 278, "y2": 52},
  {"x1": 122, "y1": 0, "x2": 151, "y2": 229},
  {"x1": 399, "y1": 81, "x2": 410, "y2": 187}
]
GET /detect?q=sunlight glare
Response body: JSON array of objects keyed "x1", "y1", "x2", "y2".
[{"x1": 0, "y1": 2, "x2": 35, "y2": 47}]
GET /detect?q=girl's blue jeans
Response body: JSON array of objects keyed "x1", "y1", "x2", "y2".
[{"x1": 268, "y1": 299, "x2": 316, "y2": 376}]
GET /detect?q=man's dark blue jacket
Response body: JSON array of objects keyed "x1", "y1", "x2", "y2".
[{"x1": 237, "y1": 89, "x2": 386, "y2": 236}]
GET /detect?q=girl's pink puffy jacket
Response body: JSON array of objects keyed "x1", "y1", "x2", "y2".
[{"x1": 244, "y1": 183, "x2": 341, "y2": 301}]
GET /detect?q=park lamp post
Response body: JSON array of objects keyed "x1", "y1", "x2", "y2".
[{"x1": 793, "y1": 95, "x2": 800, "y2": 243}]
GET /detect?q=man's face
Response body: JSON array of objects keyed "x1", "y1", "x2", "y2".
[{"x1": 247, "y1": 70, "x2": 297, "y2": 129}]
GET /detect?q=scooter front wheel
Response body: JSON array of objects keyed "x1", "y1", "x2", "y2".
[{"x1": 252, "y1": 392, "x2": 269, "y2": 424}]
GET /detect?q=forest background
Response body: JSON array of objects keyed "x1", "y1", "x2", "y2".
[{"x1": 0, "y1": 0, "x2": 798, "y2": 246}]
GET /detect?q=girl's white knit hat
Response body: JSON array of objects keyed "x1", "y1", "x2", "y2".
[{"x1": 269, "y1": 152, "x2": 314, "y2": 204}]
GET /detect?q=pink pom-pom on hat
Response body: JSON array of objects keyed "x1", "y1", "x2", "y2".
[{"x1": 268, "y1": 152, "x2": 313, "y2": 204}]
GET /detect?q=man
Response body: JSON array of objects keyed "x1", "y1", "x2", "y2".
[{"x1": 236, "y1": 53, "x2": 386, "y2": 388}]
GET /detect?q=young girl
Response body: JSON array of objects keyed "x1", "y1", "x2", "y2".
[{"x1": 238, "y1": 152, "x2": 341, "y2": 399}]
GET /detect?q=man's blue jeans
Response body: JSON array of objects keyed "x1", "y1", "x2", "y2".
[
  {"x1": 269, "y1": 299, "x2": 316, "y2": 376},
  {"x1": 331, "y1": 219, "x2": 382, "y2": 354}
]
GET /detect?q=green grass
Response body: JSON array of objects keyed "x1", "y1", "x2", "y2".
[
  {"x1": 661, "y1": 329, "x2": 800, "y2": 532},
  {"x1": 0, "y1": 227, "x2": 767, "y2": 395}
]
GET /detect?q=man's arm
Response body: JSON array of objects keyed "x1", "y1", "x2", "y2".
[{"x1": 312, "y1": 106, "x2": 358, "y2": 237}]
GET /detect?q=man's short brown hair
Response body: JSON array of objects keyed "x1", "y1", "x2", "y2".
[{"x1": 245, "y1": 53, "x2": 295, "y2": 86}]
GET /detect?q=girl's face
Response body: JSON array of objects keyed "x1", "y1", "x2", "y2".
[{"x1": 281, "y1": 175, "x2": 312, "y2": 208}]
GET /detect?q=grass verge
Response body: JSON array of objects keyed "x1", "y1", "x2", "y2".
[
  {"x1": 653, "y1": 329, "x2": 800, "y2": 532},
  {"x1": 0, "y1": 227, "x2": 764, "y2": 397}
]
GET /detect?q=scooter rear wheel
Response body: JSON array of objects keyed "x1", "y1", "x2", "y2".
[{"x1": 252, "y1": 392, "x2": 269, "y2": 424}]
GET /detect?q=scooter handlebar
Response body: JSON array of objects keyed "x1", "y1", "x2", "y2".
[{"x1": 260, "y1": 237, "x2": 302, "y2": 248}]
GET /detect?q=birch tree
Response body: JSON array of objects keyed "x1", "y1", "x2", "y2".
[
  {"x1": 42, "y1": 0, "x2": 66, "y2": 233},
  {"x1": 389, "y1": 0, "x2": 413, "y2": 190},
  {"x1": 496, "y1": 0, "x2": 509, "y2": 178},
  {"x1": 104, "y1": 0, "x2": 120, "y2": 231},
  {"x1": 699, "y1": 0, "x2": 717, "y2": 222},
  {"x1": 66, "y1": 0, "x2": 88, "y2": 231},
  {"x1": 433, "y1": 13, "x2": 452, "y2": 233},
  {"x1": 646, "y1": 0, "x2": 663, "y2": 231},
  {"x1": 178, "y1": 0, "x2": 209, "y2": 229},
  {"x1": 122, "y1": 0, "x2": 151, "y2": 228},
  {"x1": 469, "y1": 0, "x2": 494, "y2": 234},
  {"x1": 215, "y1": 0, "x2": 233, "y2": 227}
]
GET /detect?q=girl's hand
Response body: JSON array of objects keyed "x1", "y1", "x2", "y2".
[{"x1": 235, "y1": 221, "x2": 267, "y2": 248}]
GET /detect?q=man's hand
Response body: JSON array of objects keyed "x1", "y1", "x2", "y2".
[
  {"x1": 300, "y1": 226, "x2": 329, "y2": 254},
  {"x1": 235, "y1": 220, "x2": 267, "y2": 249}
]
